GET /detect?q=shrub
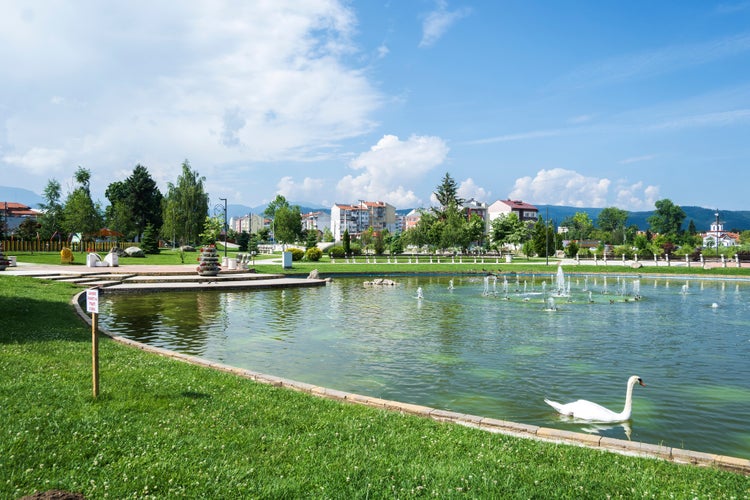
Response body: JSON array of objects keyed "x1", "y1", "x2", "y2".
[
  {"x1": 304, "y1": 247, "x2": 322, "y2": 261},
  {"x1": 328, "y1": 246, "x2": 346, "y2": 258},
  {"x1": 289, "y1": 248, "x2": 305, "y2": 261}
]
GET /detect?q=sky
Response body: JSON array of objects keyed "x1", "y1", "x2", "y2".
[{"x1": 2, "y1": 1, "x2": 750, "y2": 212}]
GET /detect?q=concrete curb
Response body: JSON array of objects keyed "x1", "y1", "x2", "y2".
[{"x1": 72, "y1": 291, "x2": 750, "y2": 476}]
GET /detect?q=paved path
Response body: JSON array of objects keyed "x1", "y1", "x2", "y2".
[{"x1": 2, "y1": 262, "x2": 327, "y2": 292}]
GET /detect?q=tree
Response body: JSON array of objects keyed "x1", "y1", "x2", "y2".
[
  {"x1": 489, "y1": 212, "x2": 529, "y2": 251},
  {"x1": 199, "y1": 215, "x2": 224, "y2": 245},
  {"x1": 125, "y1": 164, "x2": 163, "y2": 241},
  {"x1": 16, "y1": 218, "x2": 41, "y2": 240},
  {"x1": 566, "y1": 212, "x2": 595, "y2": 240},
  {"x1": 433, "y1": 172, "x2": 464, "y2": 211},
  {"x1": 647, "y1": 199, "x2": 685, "y2": 238},
  {"x1": 531, "y1": 216, "x2": 554, "y2": 258},
  {"x1": 38, "y1": 179, "x2": 64, "y2": 240},
  {"x1": 161, "y1": 160, "x2": 209, "y2": 245},
  {"x1": 105, "y1": 180, "x2": 134, "y2": 238},
  {"x1": 342, "y1": 229, "x2": 351, "y2": 255},
  {"x1": 140, "y1": 223, "x2": 160, "y2": 254},
  {"x1": 597, "y1": 207, "x2": 629, "y2": 244},
  {"x1": 62, "y1": 167, "x2": 102, "y2": 249},
  {"x1": 274, "y1": 203, "x2": 303, "y2": 248}
]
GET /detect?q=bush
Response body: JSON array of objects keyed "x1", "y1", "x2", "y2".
[
  {"x1": 304, "y1": 247, "x2": 322, "y2": 261},
  {"x1": 289, "y1": 248, "x2": 305, "y2": 261},
  {"x1": 328, "y1": 246, "x2": 346, "y2": 258}
]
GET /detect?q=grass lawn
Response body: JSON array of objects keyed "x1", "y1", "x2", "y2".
[{"x1": 1, "y1": 275, "x2": 748, "y2": 498}]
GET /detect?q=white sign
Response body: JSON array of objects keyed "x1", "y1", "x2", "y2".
[{"x1": 86, "y1": 288, "x2": 99, "y2": 314}]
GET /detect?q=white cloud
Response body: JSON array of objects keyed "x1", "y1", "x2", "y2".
[
  {"x1": 464, "y1": 129, "x2": 562, "y2": 145},
  {"x1": 419, "y1": 0, "x2": 471, "y2": 48},
  {"x1": 648, "y1": 108, "x2": 750, "y2": 131},
  {"x1": 277, "y1": 176, "x2": 325, "y2": 201},
  {"x1": 614, "y1": 181, "x2": 660, "y2": 211},
  {"x1": 2, "y1": 147, "x2": 67, "y2": 175},
  {"x1": 337, "y1": 134, "x2": 449, "y2": 206},
  {"x1": 619, "y1": 155, "x2": 656, "y2": 165},
  {"x1": 0, "y1": 1, "x2": 382, "y2": 196},
  {"x1": 509, "y1": 168, "x2": 611, "y2": 208},
  {"x1": 457, "y1": 178, "x2": 490, "y2": 202},
  {"x1": 509, "y1": 168, "x2": 659, "y2": 210},
  {"x1": 553, "y1": 32, "x2": 750, "y2": 90}
]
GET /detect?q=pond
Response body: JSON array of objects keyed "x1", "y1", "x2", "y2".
[{"x1": 98, "y1": 271, "x2": 750, "y2": 459}]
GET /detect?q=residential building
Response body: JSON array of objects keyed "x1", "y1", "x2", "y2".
[
  {"x1": 1, "y1": 201, "x2": 42, "y2": 233},
  {"x1": 301, "y1": 211, "x2": 331, "y2": 236},
  {"x1": 403, "y1": 209, "x2": 421, "y2": 231},
  {"x1": 488, "y1": 199, "x2": 539, "y2": 223},
  {"x1": 331, "y1": 201, "x2": 396, "y2": 242},
  {"x1": 230, "y1": 213, "x2": 265, "y2": 234}
]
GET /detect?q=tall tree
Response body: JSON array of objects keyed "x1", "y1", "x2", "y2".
[
  {"x1": 161, "y1": 160, "x2": 209, "y2": 245},
  {"x1": 126, "y1": 164, "x2": 163, "y2": 241},
  {"x1": 647, "y1": 199, "x2": 685, "y2": 238},
  {"x1": 105, "y1": 180, "x2": 134, "y2": 238},
  {"x1": 62, "y1": 167, "x2": 102, "y2": 248},
  {"x1": 38, "y1": 178, "x2": 64, "y2": 240},
  {"x1": 597, "y1": 207, "x2": 628, "y2": 233},
  {"x1": 489, "y1": 212, "x2": 529, "y2": 251},
  {"x1": 433, "y1": 172, "x2": 464, "y2": 211},
  {"x1": 274, "y1": 203, "x2": 303, "y2": 248}
]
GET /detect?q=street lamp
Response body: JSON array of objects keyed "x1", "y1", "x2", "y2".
[
  {"x1": 219, "y1": 198, "x2": 227, "y2": 258},
  {"x1": 545, "y1": 206, "x2": 549, "y2": 266},
  {"x1": 715, "y1": 209, "x2": 720, "y2": 258}
]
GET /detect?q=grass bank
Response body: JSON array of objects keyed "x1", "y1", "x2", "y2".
[{"x1": 1, "y1": 275, "x2": 748, "y2": 498}]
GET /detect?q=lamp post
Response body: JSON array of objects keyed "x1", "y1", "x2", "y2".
[
  {"x1": 219, "y1": 197, "x2": 227, "y2": 258},
  {"x1": 715, "y1": 209, "x2": 720, "y2": 258},
  {"x1": 545, "y1": 206, "x2": 549, "y2": 266}
]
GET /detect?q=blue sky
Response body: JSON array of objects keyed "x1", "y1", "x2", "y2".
[{"x1": 2, "y1": 1, "x2": 750, "y2": 211}]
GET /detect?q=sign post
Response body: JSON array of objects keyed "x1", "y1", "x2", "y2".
[{"x1": 86, "y1": 288, "x2": 100, "y2": 398}]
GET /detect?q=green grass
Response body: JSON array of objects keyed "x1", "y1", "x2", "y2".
[{"x1": 1, "y1": 276, "x2": 748, "y2": 498}]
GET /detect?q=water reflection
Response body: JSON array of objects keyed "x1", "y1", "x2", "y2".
[{"x1": 98, "y1": 274, "x2": 750, "y2": 459}]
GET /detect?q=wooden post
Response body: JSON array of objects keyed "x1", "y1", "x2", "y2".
[
  {"x1": 92, "y1": 311, "x2": 99, "y2": 398},
  {"x1": 86, "y1": 287, "x2": 100, "y2": 398}
]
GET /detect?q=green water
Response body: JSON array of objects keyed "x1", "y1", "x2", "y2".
[{"x1": 99, "y1": 274, "x2": 750, "y2": 459}]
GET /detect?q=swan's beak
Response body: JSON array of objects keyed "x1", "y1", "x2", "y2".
[{"x1": 638, "y1": 379, "x2": 646, "y2": 387}]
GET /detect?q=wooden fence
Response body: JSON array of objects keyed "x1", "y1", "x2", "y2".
[{"x1": 1, "y1": 240, "x2": 138, "y2": 254}]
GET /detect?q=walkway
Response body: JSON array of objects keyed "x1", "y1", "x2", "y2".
[{"x1": 2, "y1": 262, "x2": 327, "y2": 292}]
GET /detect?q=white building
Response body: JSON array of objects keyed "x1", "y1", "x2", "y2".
[
  {"x1": 331, "y1": 201, "x2": 396, "y2": 242},
  {"x1": 701, "y1": 219, "x2": 739, "y2": 249},
  {"x1": 488, "y1": 199, "x2": 539, "y2": 223},
  {"x1": 301, "y1": 211, "x2": 331, "y2": 235},
  {"x1": 230, "y1": 213, "x2": 265, "y2": 234}
]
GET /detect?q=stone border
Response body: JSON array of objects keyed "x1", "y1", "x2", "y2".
[{"x1": 72, "y1": 291, "x2": 750, "y2": 476}]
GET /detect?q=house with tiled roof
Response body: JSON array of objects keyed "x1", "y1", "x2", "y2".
[
  {"x1": 487, "y1": 199, "x2": 539, "y2": 223},
  {"x1": 1, "y1": 201, "x2": 42, "y2": 232},
  {"x1": 701, "y1": 219, "x2": 739, "y2": 249}
]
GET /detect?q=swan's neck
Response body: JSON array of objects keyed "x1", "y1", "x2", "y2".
[{"x1": 619, "y1": 380, "x2": 636, "y2": 420}]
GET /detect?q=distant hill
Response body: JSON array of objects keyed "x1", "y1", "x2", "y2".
[{"x1": 0, "y1": 186, "x2": 44, "y2": 208}]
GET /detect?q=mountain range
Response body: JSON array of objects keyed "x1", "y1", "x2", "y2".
[{"x1": 2, "y1": 185, "x2": 748, "y2": 232}]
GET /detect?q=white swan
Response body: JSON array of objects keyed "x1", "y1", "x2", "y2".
[{"x1": 544, "y1": 375, "x2": 645, "y2": 423}]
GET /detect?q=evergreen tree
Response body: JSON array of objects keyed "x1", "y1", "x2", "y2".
[
  {"x1": 433, "y1": 172, "x2": 464, "y2": 211},
  {"x1": 343, "y1": 229, "x2": 351, "y2": 255},
  {"x1": 140, "y1": 223, "x2": 160, "y2": 254},
  {"x1": 126, "y1": 164, "x2": 163, "y2": 241}
]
